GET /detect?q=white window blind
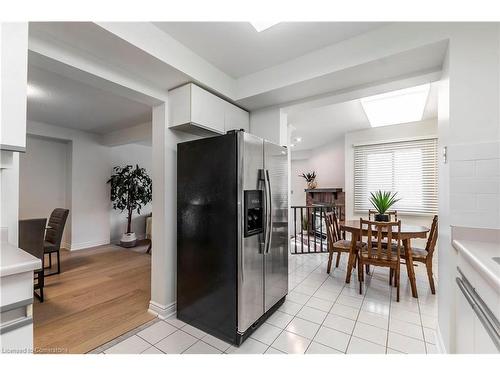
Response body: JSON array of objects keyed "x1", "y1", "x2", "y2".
[{"x1": 354, "y1": 138, "x2": 438, "y2": 214}]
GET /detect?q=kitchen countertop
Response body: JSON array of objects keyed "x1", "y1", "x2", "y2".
[
  {"x1": 0, "y1": 242, "x2": 41, "y2": 277},
  {"x1": 452, "y1": 239, "x2": 500, "y2": 292}
]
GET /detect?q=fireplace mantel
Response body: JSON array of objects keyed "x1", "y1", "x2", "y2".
[
  {"x1": 305, "y1": 187, "x2": 345, "y2": 220},
  {"x1": 304, "y1": 188, "x2": 343, "y2": 193}
]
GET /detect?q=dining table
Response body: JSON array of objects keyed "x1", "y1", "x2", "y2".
[{"x1": 340, "y1": 219, "x2": 430, "y2": 298}]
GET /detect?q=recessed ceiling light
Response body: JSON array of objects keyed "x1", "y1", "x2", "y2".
[
  {"x1": 290, "y1": 143, "x2": 296, "y2": 148},
  {"x1": 360, "y1": 83, "x2": 431, "y2": 127},
  {"x1": 27, "y1": 84, "x2": 44, "y2": 98},
  {"x1": 294, "y1": 137, "x2": 302, "y2": 143},
  {"x1": 250, "y1": 21, "x2": 280, "y2": 32}
]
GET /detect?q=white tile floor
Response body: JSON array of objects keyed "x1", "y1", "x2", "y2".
[{"x1": 98, "y1": 251, "x2": 438, "y2": 354}]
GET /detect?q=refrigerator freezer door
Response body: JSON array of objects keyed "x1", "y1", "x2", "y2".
[
  {"x1": 177, "y1": 134, "x2": 238, "y2": 343},
  {"x1": 238, "y1": 132, "x2": 265, "y2": 333},
  {"x1": 264, "y1": 141, "x2": 289, "y2": 313}
]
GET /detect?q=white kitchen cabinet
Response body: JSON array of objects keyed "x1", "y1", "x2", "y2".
[
  {"x1": 168, "y1": 83, "x2": 249, "y2": 136},
  {"x1": 0, "y1": 23, "x2": 29, "y2": 152},
  {"x1": 1, "y1": 242, "x2": 41, "y2": 354},
  {"x1": 474, "y1": 314, "x2": 499, "y2": 353},
  {"x1": 456, "y1": 285, "x2": 476, "y2": 353},
  {"x1": 169, "y1": 83, "x2": 225, "y2": 135},
  {"x1": 455, "y1": 264, "x2": 499, "y2": 353},
  {"x1": 191, "y1": 84, "x2": 225, "y2": 134},
  {"x1": 224, "y1": 101, "x2": 249, "y2": 133}
]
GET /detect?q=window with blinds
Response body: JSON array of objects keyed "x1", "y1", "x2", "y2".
[{"x1": 354, "y1": 138, "x2": 438, "y2": 214}]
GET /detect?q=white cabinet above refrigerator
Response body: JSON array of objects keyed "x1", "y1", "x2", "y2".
[{"x1": 168, "y1": 83, "x2": 249, "y2": 136}]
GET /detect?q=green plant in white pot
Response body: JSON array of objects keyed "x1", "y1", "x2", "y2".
[
  {"x1": 107, "y1": 165, "x2": 152, "y2": 247},
  {"x1": 369, "y1": 190, "x2": 400, "y2": 222}
]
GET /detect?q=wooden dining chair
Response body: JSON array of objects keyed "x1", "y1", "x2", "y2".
[
  {"x1": 397, "y1": 215, "x2": 438, "y2": 294},
  {"x1": 368, "y1": 209, "x2": 398, "y2": 221},
  {"x1": 325, "y1": 211, "x2": 363, "y2": 274},
  {"x1": 358, "y1": 219, "x2": 402, "y2": 302},
  {"x1": 365, "y1": 210, "x2": 398, "y2": 275}
]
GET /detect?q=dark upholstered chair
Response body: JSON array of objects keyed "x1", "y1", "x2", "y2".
[
  {"x1": 44, "y1": 208, "x2": 69, "y2": 276},
  {"x1": 19, "y1": 218, "x2": 47, "y2": 302}
]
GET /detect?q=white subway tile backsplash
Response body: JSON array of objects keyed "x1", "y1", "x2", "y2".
[
  {"x1": 450, "y1": 177, "x2": 499, "y2": 194},
  {"x1": 475, "y1": 159, "x2": 500, "y2": 177},
  {"x1": 448, "y1": 142, "x2": 500, "y2": 161},
  {"x1": 450, "y1": 160, "x2": 475, "y2": 177},
  {"x1": 450, "y1": 211, "x2": 500, "y2": 229},
  {"x1": 476, "y1": 194, "x2": 500, "y2": 210},
  {"x1": 450, "y1": 193, "x2": 475, "y2": 210},
  {"x1": 448, "y1": 141, "x2": 499, "y2": 229}
]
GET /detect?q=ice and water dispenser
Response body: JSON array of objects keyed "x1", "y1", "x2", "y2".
[{"x1": 244, "y1": 190, "x2": 263, "y2": 237}]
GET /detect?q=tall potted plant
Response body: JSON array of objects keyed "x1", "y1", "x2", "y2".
[
  {"x1": 107, "y1": 165, "x2": 152, "y2": 247},
  {"x1": 369, "y1": 190, "x2": 400, "y2": 222}
]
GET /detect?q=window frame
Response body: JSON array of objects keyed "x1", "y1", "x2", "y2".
[{"x1": 353, "y1": 136, "x2": 438, "y2": 216}]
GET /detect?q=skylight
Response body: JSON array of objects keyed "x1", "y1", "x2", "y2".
[
  {"x1": 250, "y1": 22, "x2": 280, "y2": 32},
  {"x1": 360, "y1": 84, "x2": 431, "y2": 127}
]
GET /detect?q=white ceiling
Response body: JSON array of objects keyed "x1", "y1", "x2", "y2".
[
  {"x1": 288, "y1": 82, "x2": 438, "y2": 151},
  {"x1": 29, "y1": 22, "x2": 192, "y2": 92},
  {"x1": 27, "y1": 63, "x2": 152, "y2": 134},
  {"x1": 154, "y1": 22, "x2": 389, "y2": 78}
]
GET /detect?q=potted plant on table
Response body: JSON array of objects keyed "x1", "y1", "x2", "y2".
[
  {"x1": 369, "y1": 190, "x2": 400, "y2": 222},
  {"x1": 107, "y1": 165, "x2": 152, "y2": 248},
  {"x1": 300, "y1": 171, "x2": 317, "y2": 189}
]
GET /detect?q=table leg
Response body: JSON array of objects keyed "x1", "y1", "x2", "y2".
[
  {"x1": 403, "y1": 239, "x2": 418, "y2": 298},
  {"x1": 345, "y1": 232, "x2": 358, "y2": 284}
]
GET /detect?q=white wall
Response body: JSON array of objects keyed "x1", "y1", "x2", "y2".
[
  {"x1": 290, "y1": 136, "x2": 346, "y2": 207},
  {"x1": 109, "y1": 143, "x2": 152, "y2": 242},
  {"x1": 0, "y1": 153, "x2": 20, "y2": 245},
  {"x1": 437, "y1": 24, "x2": 500, "y2": 353},
  {"x1": 437, "y1": 47, "x2": 453, "y2": 354},
  {"x1": 150, "y1": 103, "x2": 201, "y2": 318},
  {"x1": 344, "y1": 119, "x2": 438, "y2": 229},
  {"x1": 1, "y1": 23, "x2": 28, "y2": 152},
  {"x1": 22, "y1": 122, "x2": 155, "y2": 249},
  {"x1": 0, "y1": 23, "x2": 28, "y2": 246},
  {"x1": 102, "y1": 122, "x2": 152, "y2": 147},
  {"x1": 249, "y1": 106, "x2": 287, "y2": 146},
  {"x1": 290, "y1": 158, "x2": 310, "y2": 207},
  {"x1": 19, "y1": 135, "x2": 72, "y2": 246},
  {"x1": 26, "y1": 121, "x2": 111, "y2": 250},
  {"x1": 308, "y1": 137, "x2": 346, "y2": 188}
]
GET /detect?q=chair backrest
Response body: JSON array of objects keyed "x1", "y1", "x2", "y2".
[
  {"x1": 19, "y1": 218, "x2": 47, "y2": 261},
  {"x1": 325, "y1": 211, "x2": 341, "y2": 245},
  {"x1": 45, "y1": 208, "x2": 69, "y2": 248},
  {"x1": 360, "y1": 218, "x2": 401, "y2": 261},
  {"x1": 368, "y1": 209, "x2": 398, "y2": 221},
  {"x1": 425, "y1": 215, "x2": 439, "y2": 257}
]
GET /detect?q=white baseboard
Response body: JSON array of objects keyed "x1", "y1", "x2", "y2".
[
  {"x1": 148, "y1": 300, "x2": 176, "y2": 320},
  {"x1": 61, "y1": 241, "x2": 71, "y2": 251},
  {"x1": 69, "y1": 239, "x2": 110, "y2": 251},
  {"x1": 436, "y1": 325, "x2": 447, "y2": 354}
]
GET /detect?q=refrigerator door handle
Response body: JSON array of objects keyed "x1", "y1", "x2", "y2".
[
  {"x1": 259, "y1": 169, "x2": 268, "y2": 254},
  {"x1": 265, "y1": 169, "x2": 273, "y2": 254}
]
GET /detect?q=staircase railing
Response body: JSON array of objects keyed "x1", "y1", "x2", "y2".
[{"x1": 290, "y1": 204, "x2": 343, "y2": 254}]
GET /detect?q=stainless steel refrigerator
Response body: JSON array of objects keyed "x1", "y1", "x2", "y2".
[{"x1": 177, "y1": 130, "x2": 288, "y2": 346}]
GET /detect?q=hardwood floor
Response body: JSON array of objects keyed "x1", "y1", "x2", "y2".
[{"x1": 33, "y1": 241, "x2": 154, "y2": 354}]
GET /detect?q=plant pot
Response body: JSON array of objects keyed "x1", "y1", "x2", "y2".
[
  {"x1": 374, "y1": 214, "x2": 389, "y2": 222},
  {"x1": 120, "y1": 232, "x2": 137, "y2": 248},
  {"x1": 307, "y1": 180, "x2": 317, "y2": 189}
]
